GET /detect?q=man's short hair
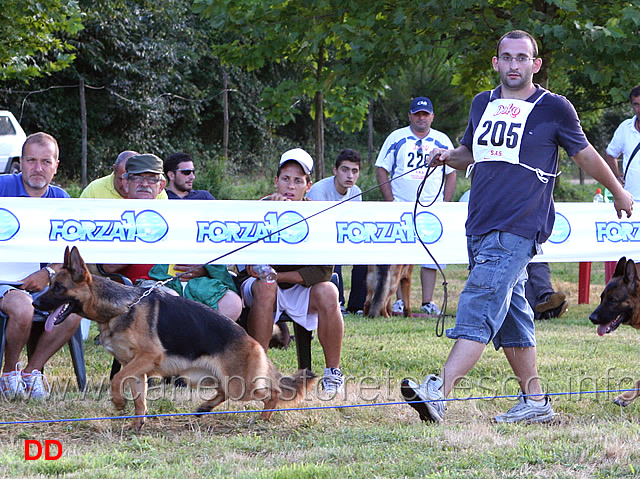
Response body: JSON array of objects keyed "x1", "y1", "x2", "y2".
[
  {"x1": 114, "y1": 150, "x2": 138, "y2": 169},
  {"x1": 496, "y1": 30, "x2": 539, "y2": 58},
  {"x1": 630, "y1": 85, "x2": 640, "y2": 102},
  {"x1": 335, "y1": 148, "x2": 362, "y2": 169},
  {"x1": 164, "y1": 152, "x2": 193, "y2": 175},
  {"x1": 22, "y1": 132, "x2": 59, "y2": 160}
]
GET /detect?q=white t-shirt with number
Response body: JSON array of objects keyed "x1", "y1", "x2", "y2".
[{"x1": 375, "y1": 126, "x2": 454, "y2": 202}]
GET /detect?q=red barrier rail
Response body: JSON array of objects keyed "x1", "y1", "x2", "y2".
[{"x1": 577, "y1": 261, "x2": 616, "y2": 304}]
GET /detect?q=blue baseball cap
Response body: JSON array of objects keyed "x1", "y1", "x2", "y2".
[{"x1": 410, "y1": 97, "x2": 434, "y2": 114}]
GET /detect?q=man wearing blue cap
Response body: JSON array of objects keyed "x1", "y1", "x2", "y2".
[{"x1": 375, "y1": 97, "x2": 456, "y2": 316}]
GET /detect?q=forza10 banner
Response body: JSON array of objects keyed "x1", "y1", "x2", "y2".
[{"x1": 0, "y1": 198, "x2": 638, "y2": 266}]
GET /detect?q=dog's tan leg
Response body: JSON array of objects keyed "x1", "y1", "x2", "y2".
[
  {"x1": 363, "y1": 265, "x2": 374, "y2": 317},
  {"x1": 128, "y1": 373, "x2": 148, "y2": 430},
  {"x1": 260, "y1": 392, "x2": 279, "y2": 421},
  {"x1": 111, "y1": 369, "x2": 128, "y2": 411},
  {"x1": 400, "y1": 265, "x2": 413, "y2": 317},
  {"x1": 196, "y1": 389, "x2": 227, "y2": 414},
  {"x1": 111, "y1": 352, "x2": 159, "y2": 430},
  {"x1": 382, "y1": 297, "x2": 391, "y2": 318},
  {"x1": 614, "y1": 379, "x2": 640, "y2": 407}
]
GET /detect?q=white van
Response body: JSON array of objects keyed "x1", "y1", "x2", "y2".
[{"x1": 0, "y1": 111, "x2": 26, "y2": 174}]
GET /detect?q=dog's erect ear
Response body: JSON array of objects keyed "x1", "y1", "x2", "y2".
[
  {"x1": 68, "y1": 247, "x2": 90, "y2": 283},
  {"x1": 614, "y1": 257, "x2": 627, "y2": 278},
  {"x1": 63, "y1": 246, "x2": 71, "y2": 268},
  {"x1": 624, "y1": 258, "x2": 638, "y2": 285}
]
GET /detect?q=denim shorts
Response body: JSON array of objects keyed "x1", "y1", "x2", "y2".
[
  {"x1": 0, "y1": 284, "x2": 31, "y2": 299},
  {"x1": 446, "y1": 230, "x2": 539, "y2": 350}
]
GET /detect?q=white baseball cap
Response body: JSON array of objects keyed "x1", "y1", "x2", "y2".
[{"x1": 279, "y1": 148, "x2": 314, "y2": 175}]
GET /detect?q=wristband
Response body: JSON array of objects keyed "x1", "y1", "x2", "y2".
[{"x1": 44, "y1": 265, "x2": 56, "y2": 281}]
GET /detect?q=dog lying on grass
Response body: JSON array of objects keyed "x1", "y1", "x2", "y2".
[
  {"x1": 589, "y1": 256, "x2": 640, "y2": 407},
  {"x1": 34, "y1": 246, "x2": 315, "y2": 430}
]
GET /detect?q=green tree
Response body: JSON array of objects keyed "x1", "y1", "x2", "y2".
[
  {"x1": 0, "y1": 0, "x2": 83, "y2": 81},
  {"x1": 194, "y1": 0, "x2": 412, "y2": 178},
  {"x1": 409, "y1": 0, "x2": 640, "y2": 114},
  {"x1": 1, "y1": 0, "x2": 272, "y2": 189}
]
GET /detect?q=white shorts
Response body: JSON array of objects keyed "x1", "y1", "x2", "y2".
[{"x1": 241, "y1": 277, "x2": 319, "y2": 331}]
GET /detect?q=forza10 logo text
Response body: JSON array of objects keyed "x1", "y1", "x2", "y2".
[
  {"x1": 596, "y1": 222, "x2": 640, "y2": 242},
  {"x1": 337, "y1": 212, "x2": 443, "y2": 244},
  {"x1": 49, "y1": 210, "x2": 169, "y2": 243}
]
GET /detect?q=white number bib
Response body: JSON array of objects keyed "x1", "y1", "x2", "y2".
[
  {"x1": 402, "y1": 139, "x2": 431, "y2": 178},
  {"x1": 471, "y1": 91, "x2": 558, "y2": 183}
]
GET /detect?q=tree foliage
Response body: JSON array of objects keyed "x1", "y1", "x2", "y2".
[
  {"x1": 408, "y1": 0, "x2": 640, "y2": 115},
  {"x1": 0, "y1": 0, "x2": 84, "y2": 81},
  {"x1": 194, "y1": 0, "x2": 415, "y2": 176},
  {"x1": 0, "y1": 0, "x2": 274, "y2": 186},
  {"x1": 2, "y1": 0, "x2": 640, "y2": 189}
]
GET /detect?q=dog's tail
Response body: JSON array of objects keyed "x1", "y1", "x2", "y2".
[
  {"x1": 368, "y1": 265, "x2": 390, "y2": 317},
  {"x1": 278, "y1": 369, "x2": 317, "y2": 402}
]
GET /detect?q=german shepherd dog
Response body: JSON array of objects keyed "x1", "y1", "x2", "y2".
[
  {"x1": 362, "y1": 265, "x2": 413, "y2": 318},
  {"x1": 589, "y1": 256, "x2": 640, "y2": 407},
  {"x1": 34, "y1": 247, "x2": 315, "y2": 430}
]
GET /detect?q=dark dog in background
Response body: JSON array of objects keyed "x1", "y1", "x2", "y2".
[
  {"x1": 363, "y1": 265, "x2": 413, "y2": 318},
  {"x1": 34, "y1": 246, "x2": 315, "y2": 430},
  {"x1": 589, "y1": 256, "x2": 640, "y2": 407}
]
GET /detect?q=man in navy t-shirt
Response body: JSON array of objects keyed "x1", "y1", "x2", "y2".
[
  {"x1": 163, "y1": 152, "x2": 215, "y2": 200},
  {"x1": 0, "y1": 132, "x2": 82, "y2": 400},
  {"x1": 401, "y1": 30, "x2": 634, "y2": 425}
]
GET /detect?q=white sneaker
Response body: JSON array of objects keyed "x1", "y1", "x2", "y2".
[
  {"x1": 1, "y1": 363, "x2": 26, "y2": 400},
  {"x1": 391, "y1": 300, "x2": 404, "y2": 314},
  {"x1": 420, "y1": 302, "x2": 441, "y2": 315},
  {"x1": 22, "y1": 369, "x2": 50, "y2": 399},
  {"x1": 321, "y1": 367, "x2": 344, "y2": 394},
  {"x1": 494, "y1": 393, "x2": 554, "y2": 423},
  {"x1": 400, "y1": 374, "x2": 446, "y2": 423}
]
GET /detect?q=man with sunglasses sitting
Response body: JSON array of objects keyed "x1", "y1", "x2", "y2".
[{"x1": 163, "y1": 152, "x2": 214, "y2": 200}]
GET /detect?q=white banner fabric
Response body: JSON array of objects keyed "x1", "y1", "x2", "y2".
[{"x1": 0, "y1": 198, "x2": 638, "y2": 265}]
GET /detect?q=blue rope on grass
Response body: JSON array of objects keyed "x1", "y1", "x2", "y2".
[{"x1": 1, "y1": 387, "x2": 638, "y2": 426}]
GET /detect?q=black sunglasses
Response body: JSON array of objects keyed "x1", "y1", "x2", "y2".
[{"x1": 176, "y1": 168, "x2": 196, "y2": 176}]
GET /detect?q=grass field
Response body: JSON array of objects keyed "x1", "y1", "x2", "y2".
[{"x1": 2, "y1": 262, "x2": 640, "y2": 478}]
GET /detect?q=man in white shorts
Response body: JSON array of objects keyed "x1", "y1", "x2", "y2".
[{"x1": 237, "y1": 148, "x2": 345, "y2": 394}]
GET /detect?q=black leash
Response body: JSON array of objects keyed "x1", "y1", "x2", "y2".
[{"x1": 412, "y1": 153, "x2": 449, "y2": 336}]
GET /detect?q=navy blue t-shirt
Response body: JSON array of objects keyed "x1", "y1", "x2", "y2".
[
  {"x1": 460, "y1": 86, "x2": 588, "y2": 243},
  {"x1": 166, "y1": 189, "x2": 215, "y2": 200}
]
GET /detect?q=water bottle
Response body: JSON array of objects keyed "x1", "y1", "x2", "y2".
[
  {"x1": 254, "y1": 264, "x2": 277, "y2": 283},
  {"x1": 593, "y1": 188, "x2": 604, "y2": 203}
]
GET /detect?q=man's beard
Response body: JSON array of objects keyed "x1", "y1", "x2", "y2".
[
  {"x1": 25, "y1": 175, "x2": 48, "y2": 189},
  {"x1": 176, "y1": 182, "x2": 192, "y2": 193}
]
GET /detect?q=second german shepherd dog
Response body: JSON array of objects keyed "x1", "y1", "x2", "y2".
[
  {"x1": 34, "y1": 247, "x2": 315, "y2": 430},
  {"x1": 589, "y1": 256, "x2": 640, "y2": 407},
  {"x1": 362, "y1": 264, "x2": 413, "y2": 318}
]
